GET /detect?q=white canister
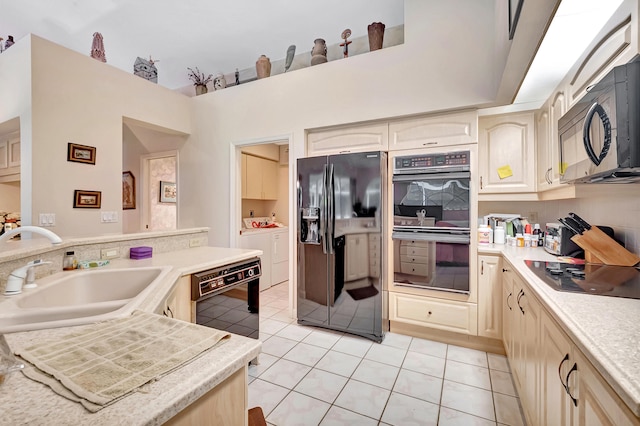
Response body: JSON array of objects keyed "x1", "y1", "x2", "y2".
[
  {"x1": 494, "y1": 226, "x2": 506, "y2": 244},
  {"x1": 478, "y1": 225, "x2": 492, "y2": 245}
]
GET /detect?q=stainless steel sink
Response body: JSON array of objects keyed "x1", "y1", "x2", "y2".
[{"x1": 0, "y1": 266, "x2": 172, "y2": 333}]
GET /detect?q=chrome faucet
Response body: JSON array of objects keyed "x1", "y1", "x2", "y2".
[
  {"x1": 0, "y1": 226, "x2": 62, "y2": 245},
  {"x1": 4, "y1": 259, "x2": 52, "y2": 295}
]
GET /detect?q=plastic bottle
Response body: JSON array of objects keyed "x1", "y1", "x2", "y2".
[
  {"x1": 524, "y1": 234, "x2": 532, "y2": 248},
  {"x1": 63, "y1": 251, "x2": 78, "y2": 271},
  {"x1": 516, "y1": 233, "x2": 524, "y2": 247},
  {"x1": 478, "y1": 225, "x2": 492, "y2": 245},
  {"x1": 533, "y1": 224, "x2": 543, "y2": 247},
  {"x1": 494, "y1": 226, "x2": 506, "y2": 245}
]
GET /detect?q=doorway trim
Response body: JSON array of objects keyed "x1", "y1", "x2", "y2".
[{"x1": 140, "y1": 150, "x2": 179, "y2": 232}]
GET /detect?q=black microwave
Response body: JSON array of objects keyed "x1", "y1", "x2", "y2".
[{"x1": 559, "y1": 56, "x2": 640, "y2": 183}]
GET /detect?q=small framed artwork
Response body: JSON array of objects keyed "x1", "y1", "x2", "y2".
[
  {"x1": 68, "y1": 143, "x2": 97, "y2": 165},
  {"x1": 122, "y1": 171, "x2": 136, "y2": 210},
  {"x1": 159, "y1": 181, "x2": 177, "y2": 203},
  {"x1": 508, "y1": 0, "x2": 524, "y2": 40},
  {"x1": 73, "y1": 190, "x2": 101, "y2": 208}
]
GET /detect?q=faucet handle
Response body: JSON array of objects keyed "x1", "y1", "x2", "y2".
[{"x1": 24, "y1": 260, "x2": 53, "y2": 289}]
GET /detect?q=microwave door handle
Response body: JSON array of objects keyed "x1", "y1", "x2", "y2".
[{"x1": 582, "y1": 102, "x2": 612, "y2": 166}]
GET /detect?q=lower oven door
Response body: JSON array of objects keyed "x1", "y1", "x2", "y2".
[
  {"x1": 195, "y1": 280, "x2": 260, "y2": 339},
  {"x1": 392, "y1": 230, "x2": 470, "y2": 294}
]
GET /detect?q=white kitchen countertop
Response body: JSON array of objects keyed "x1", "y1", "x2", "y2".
[
  {"x1": 0, "y1": 246, "x2": 263, "y2": 425},
  {"x1": 478, "y1": 244, "x2": 640, "y2": 417}
]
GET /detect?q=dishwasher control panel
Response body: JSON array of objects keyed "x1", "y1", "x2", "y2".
[{"x1": 191, "y1": 257, "x2": 261, "y2": 300}]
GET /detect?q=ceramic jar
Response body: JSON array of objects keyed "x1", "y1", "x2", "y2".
[
  {"x1": 194, "y1": 84, "x2": 208, "y2": 96},
  {"x1": 368, "y1": 22, "x2": 385, "y2": 51},
  {"x1": 256, "y1": 55, "x2": 271, "y2": 79},
  {"x1": 310, "y1": 38, "x2": 328, "y2": 66}
]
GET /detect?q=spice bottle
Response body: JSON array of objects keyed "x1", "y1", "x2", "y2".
[
  {"x1": 533, "y1": 224, "x2": 543, "y2": 247},
  {"x1": 516, "y1": 233, "x2": 524, "y2": 247},
  {"x1": 63, "y1": 251, "x2": 77, "y2": 270}
]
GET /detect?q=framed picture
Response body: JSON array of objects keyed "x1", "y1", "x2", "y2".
[
  {"x1": 509, "y1": 0, "x2": 524, "y2": 40},
  {"x1": 122, "y1": 171, "x2": 136, "y2": 210},
  {"x1": 73, "y1": 190, "x2": 101, "y2": 208},
  {"x1": 68, "y1": 143, "x2": 97, "y2": 164},
  {"x1": 159, "y1": 181, "x2": 177, "y2": 203}
]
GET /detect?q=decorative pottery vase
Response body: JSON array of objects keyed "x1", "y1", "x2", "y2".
[
  {"x1": 195, "y1": 84, "x2": 208, "y2": 96},
  {"x1": 256, "y1": 55, "x2": 271, "y2": 79},
  {"x1": 310, "y1": 38, "x2": 328, "y2": 66},
  {"x1": 213, "y1": 73, "x2": 227, "y2": 90},
  {"x1": 367, "y1": 22, "x2": 385, "y2": 51}
]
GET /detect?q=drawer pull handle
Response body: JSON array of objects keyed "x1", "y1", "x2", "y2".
[
  {"x1": 517, "y1": 289, "x2": 525, "y2": 314},
  {"x1": 565, "y1": 363, "x2": 578, "y2": 407},
  {"x1": 558, "y1": 353, "x2": 569, "y2": 385},
  {"x1": 506, "y1": 292, "x2": 513, "y2": 311},
  {"x1": 481, "y1": 260, "x2": 484, "y2": 275}
]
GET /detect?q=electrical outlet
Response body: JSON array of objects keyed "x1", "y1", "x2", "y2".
[
  {"x1": 189, "y1": 238, "x2": 202, "y2": 248},
  {"x1": 528, "y1": 211, "x2": 539, "y2": 224},
  {"x1": 101, "y1": 248, "x2": 120, "y2": 259}
]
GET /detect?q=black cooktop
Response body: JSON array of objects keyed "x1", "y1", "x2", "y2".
[{"x1": 524, "y1": 260, "x2": 640, "y2": 300}]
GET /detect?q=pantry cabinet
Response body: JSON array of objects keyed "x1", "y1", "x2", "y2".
[
  {"x1": 477, "y1": 255, "x2": 502, "y2": 339},
  {"x1": 307, "y1": 122, "x2": 388, "y2": 156},
  {"x1": 388, "y1": 110, "x2": 478, "y2": 151},
  {"x1": 242, "y1": 154, "x2": 278, "y2": 200},
  {"x1": 345, "y1": 233, "x2": 369, "y2": 281},
  {"x1": 478, "y1": 112, "x2": 536, "y2": 194}
]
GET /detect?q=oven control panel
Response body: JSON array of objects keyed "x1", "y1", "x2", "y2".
[{"x1": 394, "y1": 151, "x2": 470, "y2": 173}]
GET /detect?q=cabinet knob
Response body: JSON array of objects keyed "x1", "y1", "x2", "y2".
[
  {"x1": 502, "y1": 268, "x2": 509, "y2": 273},
  {"x1": 427, "y1": 311, "x2": 432, "y2": 315}
]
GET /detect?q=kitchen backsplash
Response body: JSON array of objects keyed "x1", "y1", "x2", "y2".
[
  {"x1": 0, "y1": 229, "x2": 209, "y2": 294},
  {"x1": 479, "y1": 188, "x2": 640, "y2": 256}
]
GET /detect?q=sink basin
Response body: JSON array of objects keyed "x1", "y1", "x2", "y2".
[{"x1": 0, "y1": 266, "x2": 172, "y2": 333}]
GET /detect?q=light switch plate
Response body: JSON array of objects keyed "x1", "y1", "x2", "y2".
[
  {"x1": 39, "y1": 213, "x2": 56, "y2": 227},
  {"x1": 101, "y1": 248, "x2": 120, "y2": 259}
]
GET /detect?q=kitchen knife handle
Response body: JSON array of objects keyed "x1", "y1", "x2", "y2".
[
  {"x1": 558, "y1": 218, "x2": 579, "y2": 236},
  {"x1": 568, "y1": 212, "x2": 591, "y2": 230}
]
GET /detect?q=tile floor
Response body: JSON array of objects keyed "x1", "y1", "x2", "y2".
[{"x1": 249, "y1": 282, "x2": 526, "y2": 426}]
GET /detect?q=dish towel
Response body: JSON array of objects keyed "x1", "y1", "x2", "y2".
[{"x1": 14, "y1": 310, "x2": 230, "y2": 412}]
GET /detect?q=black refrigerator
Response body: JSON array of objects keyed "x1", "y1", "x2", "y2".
[{"x1": 296, "y1": 151, "x2": 387, "y2": 342}]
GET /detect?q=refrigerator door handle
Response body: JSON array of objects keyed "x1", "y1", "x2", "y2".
[
  {"x1": 320, "y1": 165, "x2": 328, "y2": 255},
  {"x1": 327, "y1": 163, "x2": 335, "y2": 254}
]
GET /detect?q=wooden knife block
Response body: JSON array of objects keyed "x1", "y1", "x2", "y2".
[{"x1": 571, "y1": 226, "x2": 640, "y2": 266}]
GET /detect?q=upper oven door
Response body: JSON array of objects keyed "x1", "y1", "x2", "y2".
[{"x1": 392, "y1": 171, "x2": 471, "y2": 231}]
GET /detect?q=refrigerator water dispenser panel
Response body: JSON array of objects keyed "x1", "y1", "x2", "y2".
[{"x1": 300, "y1": 207, "x2": 321, "y2": 244}]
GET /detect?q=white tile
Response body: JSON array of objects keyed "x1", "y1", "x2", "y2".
[
  {"x1": 332, "y1": 334, "x2": 373, "y2": 357},
  {"x1": 364, "y1": 343, "x2": 407, "y2": 367},
  {"x1": 266, "y1": 298, "x2": 289, "y2": 310},
  {"x1": 315, "y1": 350, "x2": 363, "y2": 378},
  {"x1": 270, "y1": 309, "x2": 296, "y2": 323},
  {"x1": 294, "y1": 368, "x2": 348, "y2": 404},
  {"x1": 445, "y1": 359, "x2": 492, "y2": 390},
  {"x1": 488, "y1": 353, "x2": 511, "y2": 373},
  {"x1": 302, "y1": 328, "x2": 344, "y2": 349},
  {"x1": 267, "y1": 391, "x2": 331, "y2": 426},
  {"x1": 351, "y1": 359, "x2": 400, "y2": 390},
  {"x1": 393, "y1": 368, "x2": 442, "y2": 405},
  {"x1": 334, "y1": 379, "x2": 391, "y2": 420},
  {"x1": 276, "y1": 323, "x2": 314, "y2": 341},
  {"x1": 259, "y1": 358, "x2": 312, "y2": 389},
  {"x1": 319, "y1": 405, "x2": 379, "y2": 425},
  {"x1": 408, "y1": 337, "x2": 448, "y2": 359},
  {"x1": 493, "y1": 393, "x2": 525, "y2": 426},
  {"x1": 490, "y1": 369, "x2": 517, "y2": 397},
  {"x1": 380, "y1": 392, "x2": 439, "y2": 426},
  {"x1": 261, "y1": 335, "x2": 297, "y2": 357},
  {"x1": 402, "y1": 350, "x2": 446, "y2": 378},
  {"x1": 248, "y1": 378, "x2": 290, "y2": 417},
  {"x1": 381, "y1": 332, "x2": 412, "y2": 350},
  {"x1": 441, "y1": 380, "x2": 496, "y2": 421},
  {"x1": 260, "y1": 318, "x2": 289, "y2": 335},
  {"x1": 259, "y1": 305, "x2": 281, "y2": 318},
  {"x1": 438, "y1": 406, "x2": 497, "y2": 426},
  {"x1": 447, "y1": 345, "x2": 488, "y2": 368},
  {"x1": 259, "y1": 331, "x2": 273, "y2": 341},
  {"x1": 248, "y1": 353, "x2": 279, "y2": 377},
  {"x1": 283, "y1": 342, "x2": 329, "y2": 366}
]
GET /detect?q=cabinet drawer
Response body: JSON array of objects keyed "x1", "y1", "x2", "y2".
[
  {"x1": 399, "y1": 254, "x2": 428, "y2": 264},
  {"x1": 400, "y1": 262, "x2": 429, "y2": 276},
  {"x1": 389, "y1": 292, "x2": 477, "y2": 335},
  {"x1": 400, "y1": 240, "x2": 431, "y2": 248},
  {"x1": 400, "y1": 246, "x2": 429, "y2": 257}
]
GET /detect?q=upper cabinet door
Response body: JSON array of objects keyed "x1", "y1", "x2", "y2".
[
  {"x1": 478, "y1": 112, "x2": 536, "y2": 194},
  {"x1": 307, "y1": 122, "x2": 388, "y2": 156},
  {"x1": 8, "y1": 138, "x2": 20, "y2": 168},
  {"x1": 388, "y1": 110, "x2": 478, "y2": 151},
  {"x1": 0, "y1": 140, "x2": 8, "y2": 169}
]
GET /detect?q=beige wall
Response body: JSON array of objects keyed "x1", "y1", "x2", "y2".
[
  {"x1": 28, "y1": 35, "x2": 191, "y2": 238},
  {"x1": 0, "y1": 182, "x2": 20, "y2": 212}
]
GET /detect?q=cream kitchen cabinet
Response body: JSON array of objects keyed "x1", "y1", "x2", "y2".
[
  {"x1": 477, "y1": 255, "x2": 502, "y2": 339},
  {"x1": 163, "y1": 275, "x2": 193, "y2": 323},
  {"x1": 537, "y1": 92, "x2": 566, "y2": 191},
  {"x1": 345, "y1": 233, "x2": 369, "y2": 281},
  {"x1": 307, "y1": 122, "x2": 388, "y2": 156},
  {"x1": 389, "y1": 291, "x2": 478, "y2": 335},
  {"x1": 388, "y1": 109, "x2": 478, "y2": 151},
  {"x1": 242, "y1": 154, "x2": 278, "y2": 200},
  {"x1": 478, "y1": 112, "x2": 536, "y2": 194},
  {"x1": 0, "y1": 135, "x2": 20, "y2": 179},
  {"x1": 502, "y1": 263, "x2": 541, "y2": 426}
]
